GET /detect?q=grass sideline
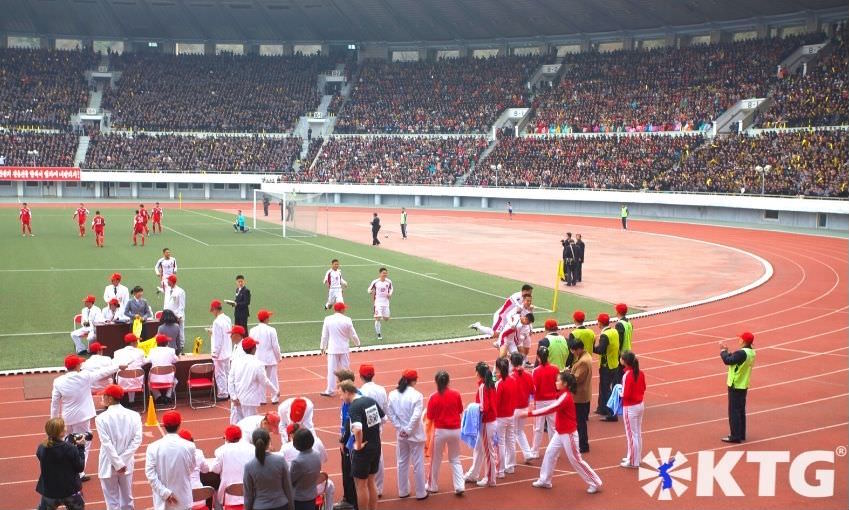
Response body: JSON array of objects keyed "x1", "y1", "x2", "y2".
[{"x1": 0, "y1": 205, "x2": 626, "y2": 370}]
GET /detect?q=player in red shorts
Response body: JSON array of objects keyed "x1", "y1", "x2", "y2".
[
  {"x1": 92, "y1": 210, "x2": 106, "y2": 247},
  {"x1": 72, "y1": 203, "x2": 89, "y2": 237},
  {"x1": 19, "y1": 202, "x2": 33, "y2": 237},
  {"x1": 139, "y1": 204, "x2": 150, "y2": 235},
  {"x1": 132, "y1": 209, "x2": 146, "y2": 246},
  {"x1": 151, "y1": 202, "x2": 163, "y2": 234}
]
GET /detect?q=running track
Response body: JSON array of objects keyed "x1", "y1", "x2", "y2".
[{"x1": 0, "y1": 216, "x2": 845, "y2": 509}]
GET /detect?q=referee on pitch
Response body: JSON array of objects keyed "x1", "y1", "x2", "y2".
[{"x1": 720, "y1": 332, "x2": 756, "y2": 443}]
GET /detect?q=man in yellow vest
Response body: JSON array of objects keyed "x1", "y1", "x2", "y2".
[
  {"x1": 614, "y1": 303, "x2": 633, "y2": 379},
  {"x1": 566, "y1": 310, "x2": 595, "y2": 368},
  {"x1": 593, "y1": 313, "x2": 620, "y2": 422},
  {"x1": 720, "y1": 332, "x2": 756, "y2": 443}
]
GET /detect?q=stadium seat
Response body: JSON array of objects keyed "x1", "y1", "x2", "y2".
[
  {"x1": 149, "y1": 365, "x2": 177, "y2": 410},
  {"x1": 223, "y1": 482, "x2": 244, "y2": 510},
  {"x1": 187, "y1": 363, "x2": 216, "y2": 409},
  {"x1": 191, "y1": 486, "x2": 216, "y2": 510}
]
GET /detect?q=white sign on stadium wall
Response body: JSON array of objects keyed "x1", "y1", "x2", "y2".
[{"x1": 0, "y1": 166, "x2": 81, "y2": 181}]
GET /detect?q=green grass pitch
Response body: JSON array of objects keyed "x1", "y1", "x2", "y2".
[{"x1": 0, "y1": 205, "x2": 627, "y2": 370}]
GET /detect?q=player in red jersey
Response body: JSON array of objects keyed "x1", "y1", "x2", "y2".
[
  {"x1": 19, "y1": 202, "x2": 33, "y2": 236},
  {"x1": 139, "y1": 204, "x2": 150, "y2": 235},
  {"x1": 151, "y1": 202, "x2": 163, "y2": 234},
  {"x1": 72, "y1": 203, "x2": 89, "y2": 237},
  {"x1": 92, "y1": 210, "x2": 106, "y2": 247},
  {"x1": 132, "y1": 209, "x2": 146, "y2": 246}
]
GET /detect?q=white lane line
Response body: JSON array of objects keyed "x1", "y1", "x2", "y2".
[{"x1": 162, "y1": 225, "x2": 209, "y2": 246}]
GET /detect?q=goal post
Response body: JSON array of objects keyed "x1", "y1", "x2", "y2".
[{"x1": 252, "y1": 188, "x2": 328, "y2": 237}]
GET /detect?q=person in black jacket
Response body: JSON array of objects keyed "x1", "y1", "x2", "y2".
[
  {"x1": 36, "y1": 417, "x2": 86, "y2": 510},
  {"x1": 370, "y1": 213, "x2": 381, "y2": 246},
  {"x1": 574, "y1": 234, "x2": 585, "y2": 283},
  {"x1": 230, "y1": 274, "x2": 251, "y2": 330}
]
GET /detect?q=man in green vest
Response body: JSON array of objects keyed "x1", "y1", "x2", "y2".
[
  {"x1": 544, "y1": 319, "x2": 569, "y2": 371},
  {"x1": 400, "y1": 208, "x2": 408, "y2": 239},
  {"x1": 614, "y1": 303, "x2": 633, "y2": 378},
  {"x1": 720, "y1": 331, "x2": 756, "y2": 443},
  {"x1": 620, "y1": 204, "x2": 629, "y2": 230},
  {"x1": 593, "y1": 313, "x2": 620, "y2": 422},
  {"x1": 566, "y1": 310, "x2": 595, "y2": 368}
]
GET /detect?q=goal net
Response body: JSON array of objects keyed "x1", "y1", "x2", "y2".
[{"x1": 252, "y1": 189, "x2": 329, "y2": 237}]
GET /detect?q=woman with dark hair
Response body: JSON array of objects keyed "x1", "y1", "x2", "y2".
[
  {"x1": 289, "y1": 428, "x2": 322, "y2": 510},
  {"x1": 156, "y1": 309, "x2": 183, "y2": 353},
  {"x1": 531, "y1": 346, "x2": 559, "y2": 457},
  {"x1": 425, "y1": 370, "x2": 464, "y2": 495},
  {"x1": 494, "y1": 357, "x2": 518, "y2": 478},
  {"x1": 36, "y1": 417, "x2": 86, "y2": 510},
  {"x1": 387, "y1": 369, "x2": 427, "y2": 499},
  {"x1": 243, "y1": 428, "x2": 295, "y2": 510},
  {"x1": 464, "y1": 362, "x2": 499, "y2": 487},
  {"x1": 524, "y1": 372, "x2": 603, "y2": 494},
  {"x1": 619, "y1": 350, "x2": 646, "y2": 469}
]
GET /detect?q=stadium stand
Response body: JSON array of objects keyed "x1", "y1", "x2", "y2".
[
  {"x1": 0, "y1": 48, "x2": 97, "y2": 129},
  {"x1": 0, "y1": 130, "x2": 79, "y2": 167},
  {"x1": 334, "y1": 56, "x2": 544, "y2": 134},
  {"x1": 82, "y1": 133, "x2": 302, "y2": 173},
  {"x1": 291, "y1": 136, "x2": 489, "y2": 184}
]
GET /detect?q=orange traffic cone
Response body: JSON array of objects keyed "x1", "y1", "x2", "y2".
[{"x1": 144, "y1": 396, "x2": 159, "y2": 427}]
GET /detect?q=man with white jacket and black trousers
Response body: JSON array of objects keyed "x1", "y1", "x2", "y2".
[
  {"x1": 227, "y1": 337, "x2": 276, "y2": 424},
  {"x1": 386, "y1": 369, "x2": 427, "y2": 500},
  {"x1": 249, "y1": 308, "x2": 283, "y2": 404},
  {"x1": 319, "y1": 302, "x2": 361, "y2": 396},
  {"x1": 95, "y1": 384, "x2": 143, "y2": 510}
]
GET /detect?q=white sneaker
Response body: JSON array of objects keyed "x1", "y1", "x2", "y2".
[
  {"x1": 587, "y1": 485, "x2": 601, "y2": 494},
  {"x1": 532, "y1": 480, "x2": 552, "y2": 489}
]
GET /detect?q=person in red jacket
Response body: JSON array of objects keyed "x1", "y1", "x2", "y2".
[
  {"x1": 523, "y1": 372, "x2": 603, "y2": 494},
  {"x1": 510, "y1": 352, "x2": 536, "y2": 462},
  {"x1": 464, "y1": 362, "x2": 498, "y2": 488},
  {"x1": 620, "y1": 351, "x2": 646, "y2": 469},
  {"x1": 531, "y1": 346, "x2": 559, "y2": 457},
  {"x1": 425, "y1": 370, "x2": 464, "y2": 496},
  {"x1": 494, "y1": 357, "x2": 517, "y2": 478}
]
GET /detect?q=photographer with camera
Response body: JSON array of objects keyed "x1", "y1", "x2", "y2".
[{"x1": 36, "y1": 417, "x2": 86, "y2": 510}]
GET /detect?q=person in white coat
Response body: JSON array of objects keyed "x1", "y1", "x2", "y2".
[
  {"x1": 163, "y1": 274, "x2": 186, "y2": 346},
  {"x1": 103, "y1": 273, "x2": 130, "y2": 316},
  {"x1": 113, "y1": 333, "x2": 147, "y2": 403},
  {"x1": 227, "y1": 337, "x2": 276, "y2": 424},
  {"x1": 237, "y1": 411, "x2": 280, "y2": 445},
  {"x1": 358, "y1": 363, "x2": 388, "y2": 497},
  {"x1": 149, "y1": 334, "x2": 178, "y2": 403},
  {"x1": 95, "y1": 384, "x2": 143, "y2": 510},
  {"x1": 50, "y1": 354, "x2": 121, "y2": 479},
  {"x1": 209, "y1": 425, "x2": 255, "y2": 507},
  {"x1": 208, "y1": 299, "x2": 232, "y2": 400},
  {"x1": 386, "y1": 369, "x2": 427, "y2": 500},
  {"x1": 71, "y1": 295, "x2": 102, "y2": 355},
  {"x1": 278, "y1": 396, "x2": 315, "y2": 436},
  {"x1": 177, "y1": 429, "x2": 212, "y2": 509},
  {"x1": 319, "y1": 302, "x2": 361, "y2": 396},
  {"x1": 145, "y1": 411, "x2": 196, "y2": 510},
  {"x1": 80, "y1": 342, "x2": 114, "y2": 393},
  {"x1": 249, "y1": 309, "x2": 282, "y2": 404}
]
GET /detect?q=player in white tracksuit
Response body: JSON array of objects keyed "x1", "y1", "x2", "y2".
[
  {"x1": 368, "y1": 267, "x2": 393, "y2": 340},
  {"x1": 470, "y1": 284, "x2": 534, "y2": 337},
  {"x1": 323, "y1": 259, "x2": 347, "y2": 309}
]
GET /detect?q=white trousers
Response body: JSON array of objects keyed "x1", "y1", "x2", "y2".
[
  {"x1": 464, "y1": 421, "x2": 498, "y2": 485},
  {"x1": 70, "y1": 328, "x2": 93, "y2": 353},
  {"x1": 66, "y1": 420, "x2": 91, "y2": 475},
  {"x1": 428, "y1": 428, "x2": 464, "y2": 493},
  {"x1": 230, "y1": 403, "x2": 257, "y2": 425},
  {"x1": 513, "y1": 407, "x2": 534, "y2": 460},
  {"x1": 264, "y1": 364, "x2": 280, "y2": 403},
  {"x1": 325, "y1": 353, "x2": 349, "y2": 394},
  {"x1": 100, "y1": 471, "x2": 134, "y2": 510},
  {"x1": 531, "y1": 399, "x2": 556, "y2": 456},
  {"x1": 538, "y1": 432, "x2": 602, "y2": 489},
  {"x1": 623, "y1": 402, "x2": 644, "y2": 466},
  {"x1": 396, "y1": 437, "x2": 426, "y2": 498},
  {"x1": 213, "y1": 358, "x2": 230, "y2": 398},
  {"x1": 496, "y1": 416, "x2": 516, "y2": 474}
]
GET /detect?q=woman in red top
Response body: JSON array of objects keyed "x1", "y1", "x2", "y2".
[
  {"x1": 509, "y1": 352, "x2": 536, "y2": 462},
  {"x1": 620, "y1": 351, "x2": 646, "y2": 469},
  {"x1": 494, "y1": 357, "x2": 517, "y2": 478},
  {"x1": 425, "y1": 370, "x2": 465, "y2": 495},
  {"x1": 531, "y1": 346, "x2": 559, "y2": 457},
  {"x1": 464, "y1": 362, "x2": 498, "y2": 487},
  {"x1": 523, "y1": 372, "x2": 603, "y2": 494}
]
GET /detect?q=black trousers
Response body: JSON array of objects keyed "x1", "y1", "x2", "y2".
[
  {"x1": 372, "y1": 229, "x2": 380, "y2": 245},
  {"x1": 575, "y1": 261, "x2": 583, "y2": 282},
  {"x1": 621, "y1": 217, "x2": 628, "y2": 229},
  {"x1": 341, "y1": 446, "x2": 358, "y2": 507},
  {"x1": 575, "y1": 401, "x2": 590, "y2": 451},
  {"x1": 596, "y1": 366, "x2": 616, "y2": 417},
  {"x1": 728, "y1": 387, "x2": 748, "y2": 441},
  {"x1": 401, "y1": 223, "x2": 407, "y2": 238},
  {"x1": 234, "y1": 310, "x2": 248, "y2": 330}
]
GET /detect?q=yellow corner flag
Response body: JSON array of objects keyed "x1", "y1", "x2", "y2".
[{"x1": 144, "y1": 396, "x2": 159, "y2": 427}]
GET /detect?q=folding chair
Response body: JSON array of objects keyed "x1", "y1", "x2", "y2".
[
  {"x1": 116, "y1": 368, "x2": 146, "y2": 412},
  {"x1": 187, "y1": 362, "x2": 216, "y2": 409},
  {"x1": 154, "y1": 310, "x2": 163, "y2": 320},
  {"x1": 149, "y1": 365, "x2": 177, "y2": 410},
  {"x1": 72, "y1": 314, "x2": 82, "y2": 330},
  {"x1": 315, "y1": 472, "x2": 329, "y2": 510},
  {"x1": 223, "y1": 482, "x2": 244, "y2": 510},
  {"x1": 191, "y1": 486, "x2": 216, "y2": 510}
]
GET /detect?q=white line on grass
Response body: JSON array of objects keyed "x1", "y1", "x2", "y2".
[{"x1": 162, "y1": 225, "x2": 209, "y2": 246}]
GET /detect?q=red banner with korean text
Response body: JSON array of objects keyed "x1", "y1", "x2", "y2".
[{"x1": 0, "y1": 167, "x2": 81, "y2": 181}]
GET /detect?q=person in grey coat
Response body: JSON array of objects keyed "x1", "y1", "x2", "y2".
[
  {"x1": 244, "y1": 428, "x2": 294, "y2": 510},
  {"x1": 289, "y1": 428, "x2": 322, "y2": 510}
]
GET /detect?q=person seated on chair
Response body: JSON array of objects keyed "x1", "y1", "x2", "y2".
[
  {"x1": 71, "y1": 295, "x2": 102, "y2": 356},
  {"x1": 113, "y1": 333, "x2": 148, "y2": 403},
  {"x1": 279, "y1": 424, "x2": 335, "y2": 510},
  {"x1": 80, "y1": 343, "x2": 113, "y2": 393},
  {"x1": 149, "y1": 334, "x2": 178, "y2": 404},
  {"x1": 209, "y1": 425, "x2": 255, "y2": 508},
  {"x1": 233, "y1": 210, "x2": 249, "y2": 233}
]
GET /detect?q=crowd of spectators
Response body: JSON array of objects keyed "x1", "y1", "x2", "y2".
[
  {"x1": 530, "y1": 34, "x2": 825, "y2": 135},
  {"x1": 664, "y1": 130, "x2": 848, "y2": 196},
  {"x1": 468, "y1": 134, "x2": 704, "y2": 189},
  {"x1": 0, "y1": 48, "x2": 97, "y2": 129},
  {"x1": 103, "y1": 53, "x2": 336, "y2": 132},
  {"x1": 334, "y1": 56, "x2": 543, "y2": 134},
  {"x1": 82, "y1": 133, "x2": 302, "y2": 173},
  {"x1": 290, "y1": 136, "x2": 489, "y2": 184},
  {"x1": 0, "y1": 130, "x2": 79, "y2": 167}
]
